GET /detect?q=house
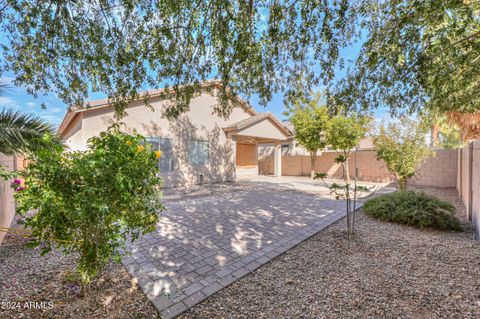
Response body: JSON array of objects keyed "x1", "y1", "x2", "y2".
[{"x1": 58, "y1": 81, "x2": 293, "y2": 187}]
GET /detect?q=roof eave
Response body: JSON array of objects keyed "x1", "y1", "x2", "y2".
[{"x1": 58, "y1": 80, "x2": 257, "y2": 136}]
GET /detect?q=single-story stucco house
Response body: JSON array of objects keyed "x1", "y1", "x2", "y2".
[{"x1": 58, "y1": 81, "x2": 293, "y2": 187}]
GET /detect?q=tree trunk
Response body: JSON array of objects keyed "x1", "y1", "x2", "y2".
[
  {"x1": 431, "y1": 124, "x2": 439, "y2": 148},
  {"x1": 398, "y1": 176, "x2": 407, "y2": 191},
  {"x1": 343, "y1": 154, "x2": 354, "y2": 240},
  {"x1": 340, "y1": 155, "x2": 352, "y2": 239},
  {"x1": 309, "y1": 151, "x2": 317, "y2": 179}
]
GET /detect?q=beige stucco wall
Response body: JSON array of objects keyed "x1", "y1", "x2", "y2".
[
  {"x1": 63, "y1": 115, "x2": 83, "y2": 148},
  {"x1": 238, "y1": 118, "x2": 287, "y2": 140},
  {"x1": 460, "y1": 144, "x2": 472, "y2": 219},
  {"x1": 62, "y1": 92, "x2": 252, "y2": 187}
]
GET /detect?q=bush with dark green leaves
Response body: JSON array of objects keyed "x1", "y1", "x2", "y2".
[
  {"x1": 363, "y1": 191, "x2": 462, "y2": 231},
  {"x1": 15, "y1": 126, "x2": 164, "y2": 284}
]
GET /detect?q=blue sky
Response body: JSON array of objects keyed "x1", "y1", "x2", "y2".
[{"x1": 0, "y1": 40, "x2": 391, "y2": 129}]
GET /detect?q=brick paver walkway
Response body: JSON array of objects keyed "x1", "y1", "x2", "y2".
[{"x1": 123, "y1": 183, "x2": 372, "y2": 318}]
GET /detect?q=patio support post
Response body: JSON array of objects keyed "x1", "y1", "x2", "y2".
[{"x1": 274, "y1": 141, "x2": 282, "y2": 177}]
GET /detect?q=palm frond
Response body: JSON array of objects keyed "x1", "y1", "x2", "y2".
[
  {"x1": 0, "y1": 83, "x2": 10, "y2": 97},
  {"x1": 0, "y1": 108, "x2": 59, "y2": 155},
  {"x1": 447, "y1": 111, "x2": 480, "y2": 141}
]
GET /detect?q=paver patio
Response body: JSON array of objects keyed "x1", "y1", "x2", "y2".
[{"x1": 122, "y1": 177, "x2": 388, "y2": 318}]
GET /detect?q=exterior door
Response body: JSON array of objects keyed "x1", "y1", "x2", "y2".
[{"x1": 236, "y1": 143, "x2": 257, "y2": 167}]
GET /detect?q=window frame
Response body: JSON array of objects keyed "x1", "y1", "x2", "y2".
[
  {"x1": 145, "y1": 137, "x2": 175, "y2": 173},
  {"x1": 187, "y1": 139, "x2": 210, "y2": 166}
]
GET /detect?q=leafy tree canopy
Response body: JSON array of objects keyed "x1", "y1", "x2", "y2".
[
  {"x1": 0, "y1": 0, "x2": 354, "y2": 118},
  {"x1": 326, "y1": 114, "x2": 370, "y2": 155},
  {"x1": 285, "y1": 92, "x2": 330, "y2": 153},
  {"x1": 335, "y1": 0, "x2": 480, "y2": 116}
]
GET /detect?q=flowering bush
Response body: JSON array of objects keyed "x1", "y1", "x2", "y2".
[
  {"x1": 15, "y1": 126, "x2": 164, "y2": 283},
  {"x1": 11, "y1": 178, "x2": 24, "y2": 191}
]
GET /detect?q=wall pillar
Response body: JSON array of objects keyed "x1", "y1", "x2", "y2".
[{"x1": 274, "y1": 141, "x2": 282, "y2": 177}]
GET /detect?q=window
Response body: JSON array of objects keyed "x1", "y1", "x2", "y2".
[
  {"x1": 188, "y1": 140, "x2": 209, "y2": 165},
  {"x1": 145, "y1": 137, "x2": 174, "y2": 173}
]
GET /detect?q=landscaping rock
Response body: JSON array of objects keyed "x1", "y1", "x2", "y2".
[
  {"x1": 180, "y1": 186, "x2": 480, "y2": 319},
  {"x1": 0, "y1": 219, "x2": 159, "y2": 319}
]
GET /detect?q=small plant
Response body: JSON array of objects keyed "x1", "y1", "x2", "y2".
[
  {"x1": 363, "y1": 191, "x2": 462, "y2": 231},
  {"x1": 315, "y1": 172, "x2": 373, "y2": 239},
  {"x1": 14, "y1": 125, "x2": 164, "y2": 284}
]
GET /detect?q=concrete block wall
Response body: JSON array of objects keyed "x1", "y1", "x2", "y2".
[
  {"x1": 0, "y1": 155, "x2": 17, "y2": 245},
  {"x1": 259, "y1": 150, "x2": 393, "y2": 182},
  {"x1": 410, "y1": 150, "x2": 458, "y2": 188},
  {"x1": 471, "y1": 141, "x2": 480, "y2": 239},
  {"x1": 259, "y1": 149, "x2": 458, "y2": 187},
  {"x1": 457, "y1": 141, "x2": 480, "y2": 239}
]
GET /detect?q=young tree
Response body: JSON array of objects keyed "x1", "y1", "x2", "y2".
[
  {"x1": 326, "y1": 115, "x2": 369, "y2": 185},
  {"x1": 14, "y1": 126, "x2": 164, "y2": 284},
  {"x1": 315, "y1": 114, "x2": 370, "y2": 239},
  {"x1": 373, "y1": 117, "x2": 434, "y2": 191},
  {"x1": 286, "y1": 93, "x2": 330, "y2": 178}
]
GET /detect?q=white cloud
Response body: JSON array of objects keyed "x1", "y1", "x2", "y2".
[
  {"x1": 0, "y1": 96, "x2": 19, "y2": 108},
  {"x1": 40, "y1": 115, "x2": 55, "y2": 121},
  {"x1": 0, "y1": 76, "x2": 15, "y2": 85},
  {"x1": 49, "y1": 107, "x2": 64, "y2": 114},
  {"x1": 26, "y1": 101, "x2": 37, "y2": 109}
]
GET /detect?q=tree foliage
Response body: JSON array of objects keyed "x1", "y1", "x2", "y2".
[
  {"x1": 1, "y1": 1, "x2": 478, "y2": 118},
  {"x1": 373, "y1": 117, "x2": 434, "y2": 190},
  {"x1": 326, "y1": 115, "x2": 370, "y2": 170},
  {"x1": 286, "y1": 92, "x2": 330, "y2": 178},
  {"x1": 14, "y1": 126, "x2": 164, "y2": 283},
  {"x1": 0, "y1": 0, "x2": 354, "y2": 118},
  {"x1": 336, "y1": 1, "x2": 480, "y2": 116},
  {"x1": 421, "y1": 110, "x2": 464, "y2": 149}
]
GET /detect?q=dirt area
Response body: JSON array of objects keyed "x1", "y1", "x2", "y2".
[
  {"x1": 179, "y1": 186, "x2": 480, "y2": 319},
  {"x1": 0, "y1": 219, "x2": 159, "y2": 319}
]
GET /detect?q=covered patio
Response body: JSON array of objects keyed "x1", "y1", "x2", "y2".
[{"x1": 223, "y1": 113, "x2": 293, "y2": 177}]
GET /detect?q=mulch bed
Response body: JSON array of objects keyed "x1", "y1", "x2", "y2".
[
  {"x1": 0, "y1": 220, "x2": 159, "y2": 319},
  {"x1": 179, "y1": 186, "x2": 480, "y2": 319}
]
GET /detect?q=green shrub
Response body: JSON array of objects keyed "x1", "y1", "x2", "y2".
[
  {"x1": 363, "y1": 191, "x2": 462, "y2": 231},
  {"x1": 15, "y1": 126, "x2": 164, "y2": 284}
]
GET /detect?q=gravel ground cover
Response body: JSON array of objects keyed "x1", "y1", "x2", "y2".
[
  {"x1": 180, "y1": 186, "x2": 480, "y2": 319},
  {"x1": 0, "y1": 219, "x2": 159, "y2": 319},
  {"x1": 1, "y1": 186, "x2": 479, "y2": 319}
]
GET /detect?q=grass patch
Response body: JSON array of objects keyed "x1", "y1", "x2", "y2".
[{"x1": 363, "y1": 191, "x2": 462, "y2": 231}]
